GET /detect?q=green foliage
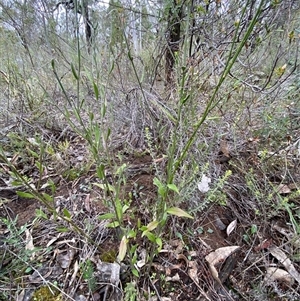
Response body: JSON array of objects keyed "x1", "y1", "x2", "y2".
[
  {"x1": 191, "y1": 170, "x2": 232, "y2": 213},
  {"x1": 0, "y1": 0, "x2": 299, "y2": 299},
  {"x1": 124, "y1": 281, "x2": 137, "y2": 301},
  {"x1": 81, "y1": 259, "x2": 96, "y2": 292},
  {"x1": 0, "y1": 217, "x2": 46, "y2": 293}
]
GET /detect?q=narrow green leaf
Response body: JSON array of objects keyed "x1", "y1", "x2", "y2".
[
  {"x1": 140, "y1": 225, "x2": 147, "y2": 231},
  {"x1": 101, "y1": 103, "x2": 106, "y2": 117},
  {"x1": 108, "y1": 61, "x2": 115, "y2": 75},
  {"x1": 11, "y1": 180, "x2": 23, "y2": 186},
  {"x1": 42, "y1": 193, "x2": 53, "y2": 203},
  {"x1": 71, "y1": 63, "x2": 79, "y2": 80},
  {"x1": 132, "y1": 268, "x2": 139, "y2": 277},
  {"x1": 176, "y1": 232, "x2": 183, "y2": 240},
  {"x1": 96, "y1": 164, "x2": 105, "y2": 180},
  {"x1": 181, "y1": 94, "x2": 190, "y2": 105},
  {"x1": 93, "y1": 82, "x2": 99, "y2": 99},
  {"x1": 116, "y1": 163, "x2": 127, "y2": 175},
  {"x1": 94, "y1": 127, "x2": 101, "y2": 149},
  {"x1": 127, "y1": 229, "x2": 136, "y2": 238},
  {"x1": 130, "y1": 244, "x2": 138, "y2": 255},
  {"x1": 27, "y1": 148, "x2": 39, "y2": 158},
  {"x1": 51, "y1": 59, "x2": 55, "y2": 69},
  {"x1": 156, "y1": 237, "x2": 162, "y2": 251},
  {"x1": 63, "y1": 208, "x2": 71, "y2": 219},
  {"x1": 167, "y1": 184, "x2": 179, "y2": 194},
  {"x1": 153, "y1": 178, "x2": 167, "y2": 197},
  {"x1": 57, "y1": 227, "x2": 69, "y2": 233},
  {"x1": 158, "y1": 186, "x2": 167, "y2": 197},
  {"x1": 167, "y1": 207, "x2": 193, "y2": 219},
  {"x1": 153, "y1": 177, "x2": 162, "y2": 188},
  {"x1": 74, "y1": 108, "x2": 81, "y2": 121},
  {"x1": 16, "y1": 191, "x2": 35, "y2": 199},
  {"x1": 146, "y1": 220, "x2": 159, "y2": 231},
  {"x1": 142, "y1": 230, "x2": 156, "y2": 242},
  {"x1": 106, "y1": 128, "x2": 111, "y2": 140},
  {"x1": 115, "y1": 198, "x2": 123, "y2": 220},
  {"x1": 35, "y1": 162, "x2": 43, "y2": 172},
  {"x1": 93, "y1": 183, "x2": 115, "y2": 193},
  {"x1": 35, "y1": 208, "x2": 48, "y2": 219},
  {"x1": 122, "y1": 204, "x2": 130, "y2": 213},
  {"x1": 80, "y1": 98, "x2": 85, "y2": 109},
  {"x1": 107, "y1": 221, "x2": 120, "y2": 228},
  {"x1": 25, "y1": 267, "x2": 33, "y2": 273},
  {"x1": 98, "y1": 213, "x2": 115, "y2": 220}
]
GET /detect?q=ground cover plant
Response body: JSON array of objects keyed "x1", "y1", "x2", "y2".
[{"x1": 0, "y1": 0, "x2": 300, "y2": 300}]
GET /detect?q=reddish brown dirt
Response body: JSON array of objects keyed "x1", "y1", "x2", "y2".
[
  {"x1": 2, "y1": 143, "x2": 300, "y2": 300},
  {"x1": 0, "y1": 196, "x2": 39, "y2": 227}
]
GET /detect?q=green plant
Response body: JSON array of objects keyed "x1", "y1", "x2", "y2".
[
  {"x1": 191, "y1": 170, "x2": 232, "y2": 213},
  {"x1": 0, "y1": 217, "x2": 45, "y2": 297},
  {"x1": 81, "y1": 259, "x2": 96, "y2": 292},
  {"x1": 243, "y1": 224, "x2": 258, "y2": 243},
  {"x1": 0, "y1": 0, "x2": 299, "y2": 299},
  {"x1": 0, "y1": 217, "x2": 26, "y2": 285},
  {"x1": 275, "y1": 190, "x2": 300, "y2": 234},
  {"x1": 44, "y1": 0, "x2": 267, "y2": 280},
  {"x1": 0, "y1": 147, "x2": 96, "y2": 245},
  {"x1": 124, "y1": 281, "x2": 137, "y2": 301}
]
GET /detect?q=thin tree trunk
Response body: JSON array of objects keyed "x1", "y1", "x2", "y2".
[
  {"x1": 82, "y1": 1, "x2": 92, "y2": 53},
  {"x1": 165, "y1": 0, "x2": 182, "y2": 85}
]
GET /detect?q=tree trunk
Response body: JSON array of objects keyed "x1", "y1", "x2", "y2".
[
  {"x1": 165, "y1": 0, "x2": 182, "y2": 85},
  {"x1": 82, "y1": 1, "x2": 92, "y2": 53}
]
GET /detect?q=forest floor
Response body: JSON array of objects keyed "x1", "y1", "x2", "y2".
[
  {"x1": 0, "y1": 77, "x2": 300, "y2": 301},
  {"x1": 0, "y1": 86, "x2": 300, "y2": 301}
]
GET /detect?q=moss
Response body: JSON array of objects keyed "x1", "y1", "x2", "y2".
[
  {"x1": 31, "y1": 286, "x2": 62, "y2": 301},
  {"x1": 99, "y1": 249, "x2": 117, "y2": 263}
]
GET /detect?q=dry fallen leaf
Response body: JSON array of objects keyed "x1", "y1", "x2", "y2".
[
  {"x1": 25, "y1": 229, "x2": 35, "y2": 259},
  {"x1": 205, "y1": 246, "x2": 240, "y2": 283},
  {"x1": 46, "y1": 233, "x2": 62, "y2": 247},
  {"x1": 25, "y1": 229, "x2": 34, "y2": 251},
  {"x1": 84, "y1": 193, "x2": 91, "y2": 213},
  {"x1": 198, "y1": 174, "x2": 211, "y2": 193},
  {"x1": 137, "y1": 248, "x2": 147, "y2": 268},
  {"x1": 16, "y1": 290, "x2": 25, "y2": 301},
  {"x1": 271, "y1": 222, "x2": 300, "y2": 249},
  {"x1": 254, "y1": 239, "x2": 273, "y2": 252},
  {"x1": 57, "y1": 249, "x2": 76, "y2": 269},
  {"x1": 166, "y1": 273, "x2": 180, "y2": 282},
  {"x1": 264, "y1": 267, "x2": 294, "y2": 286},
  {"x1": 69, "y1": 260, "x2": 80, "y2": 287},
  {"x1": 226, "y1": 219, "x2": 237, "y2": 236},
  {"x1": 188, "y1": 260, "x2": 199, "y2": 284},
  {"x1": 117, "y1": 235, "x2": 127, "y2": 262},
  {"x1": 276, "y1": 184, "x2": 291, "y2": 194},
  {"x1": 269, "y1": 246, "x2": 300, "y2": 284},
  {"x1": 220, "y1": 139, "x2": 230, "y2": 157}
]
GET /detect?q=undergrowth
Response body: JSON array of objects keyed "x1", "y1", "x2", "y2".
[{"x1": 0, "y1": 1, "x2": 299, "y2": 300}]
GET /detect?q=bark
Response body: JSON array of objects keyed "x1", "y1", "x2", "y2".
[
  {"x1": 55, "y1": 0, "x2": 93, "y2": 53},
  {"x1": 165, "y1": 0, "x2": 182, "y2": 85}
]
